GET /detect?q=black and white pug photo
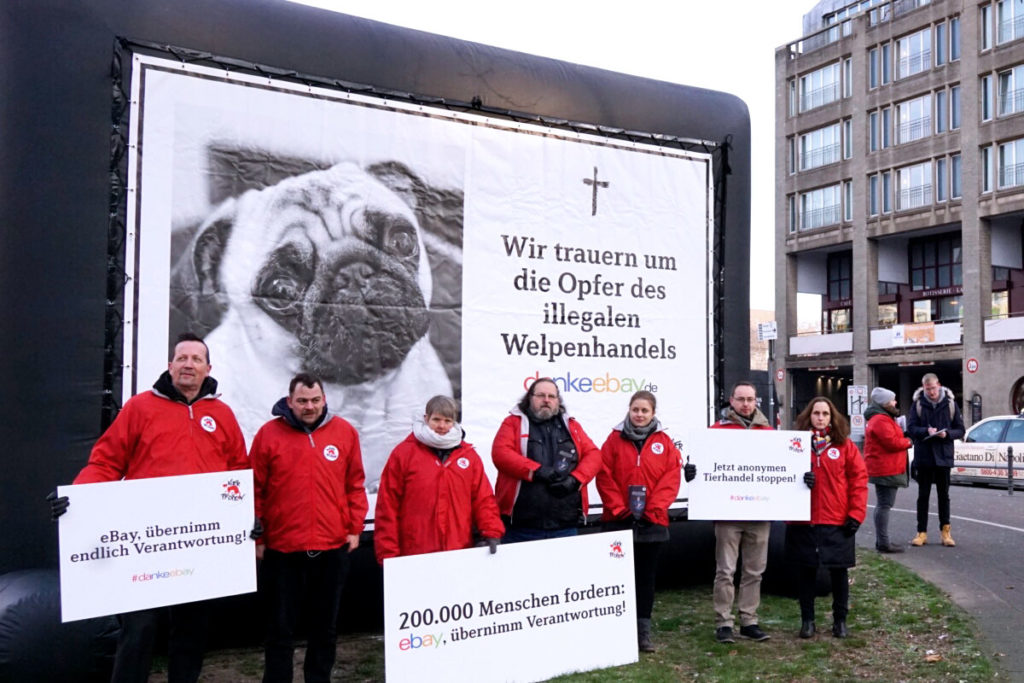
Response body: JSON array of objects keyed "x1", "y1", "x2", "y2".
[{"x1": 169, "y1": 157, "x2": 463, "y2": 491}]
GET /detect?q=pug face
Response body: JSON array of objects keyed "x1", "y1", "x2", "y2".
[{"x1": 188, "y1": 162, "x2": 434, "y2": 385}]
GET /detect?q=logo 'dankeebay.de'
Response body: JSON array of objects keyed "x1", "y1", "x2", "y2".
[
  {"x1": 609, "y1": 540, "x2": 625, "y2": 559},
  {"x1": 789, "y1": 437, "x2": 804, "y2": 452},
  {"x1": 221, "y1": 478, "x2": 244, "y2": 501}
]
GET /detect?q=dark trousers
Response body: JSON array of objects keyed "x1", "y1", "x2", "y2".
[
  {"x1": 916, "y1": 465, "x2": 951, "y2": 531},
  {"x1": 634, "y1": 541, "x2": 664, "y2": 620},
  {"x1": 261, "y1": 547, "x2": 350, "y2": 683},
  {"x1": 798, "y1": 565, "x2": 849, "y2": 622},
  {"x1": 110, "y1": 601, "x2": 210, "y2": 683},
  {"x1": 873, "y1": 485, "x2": 898, "y2": 548}
]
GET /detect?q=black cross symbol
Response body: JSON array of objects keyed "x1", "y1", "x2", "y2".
[{"x1": 582, "y1": 167, "x2": 609, "y2": 216}]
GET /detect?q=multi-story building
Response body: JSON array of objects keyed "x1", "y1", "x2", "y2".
[{"x1": 776, "y1": 0, "x2": 1024, "y2": 429}]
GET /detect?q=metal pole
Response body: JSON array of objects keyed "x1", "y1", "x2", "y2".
[
  {"x1": 767, "y1": 339, "x2": 776, "y2": 428},
  {"x1": 1008, "y1": 445, "x2": 1014, "y2": 496}
]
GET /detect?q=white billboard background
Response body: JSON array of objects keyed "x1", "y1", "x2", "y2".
[{"x1": 126, "y1": 55, "x2": 714, "y2": 513}]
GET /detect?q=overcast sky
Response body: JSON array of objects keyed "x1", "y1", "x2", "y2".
[{"x1": 288, "y1": 0, "x2": 817, "y2": 311}]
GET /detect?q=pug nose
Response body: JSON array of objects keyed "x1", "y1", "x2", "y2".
[{"x1": 334, "y1": 261, "x2": 376, "y2": 294}]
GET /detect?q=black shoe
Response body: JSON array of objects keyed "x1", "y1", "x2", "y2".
[
  {"x1": 876, "y1": 543, "x2": 905, "y2": 554},
  {"x1": 799, "y1": 620, "x2": 815, "y2": 638},
  {"x1": 715, "y1": 626, "x2": 736, "y2": 643},
  {"x1": 832, "y1": 620, "x2": 848, "y2": 638},
  {"x1": 739, "y1": 624, "x2": 770, "y2": 641}
]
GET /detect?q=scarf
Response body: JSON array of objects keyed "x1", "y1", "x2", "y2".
[
  {"x1": 412, "y1": 419, "x2": 463, "y2": 450},
  {"x1": 811, "y1": 426, "x2": 832, "y2": 457},
  {"x1": 621, "y1": 415, "x2": 660, "y2": 444}
]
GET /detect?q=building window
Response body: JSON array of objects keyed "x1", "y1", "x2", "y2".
[
  {"x1": 951, "y1": 154, "x2": 962, "y2": 198},
  {"x1": 869, "y1": 47, "x2": 879, "y2": 88},
  {"x1": 910, "y1": 235, "x2": 962, "y2": 290},
  {"x1": 998, "y1": 0, "x2": 1024, "y2": 44},
  {"x1": 800, "y1": 62, "x2": 841, "y2": 112},
  {"x1": 897, "y1": 161, "x2": 933, "y2": 210},
  {"x1": 869, "y1": 174, "x2": 879, "y2": 216},
  {"x1": 897, "y1": 28, "x2": 931, "y2": 79},
  {"x1": 897, "y1": 94, "x2": 931, "y2": 143},
  {"x1": 951, "y1": 16, "x2": 961, "y2": 60},
  {"x1": 993, "y1": 290, "x2": 1010, "y2": 318},
  {"x1": 844, "y1": 180, "x2": 853, "y2": 220},
  {"x1": 882, "y1": 107, "x2": 892, "y2": 148},
  {"x1": 936, "y1": 22, "x2": 947, "y2": 65},
  {"x1": 982, "y1": 4, "x2": 993, "y2": 50},
  {"x1": 936, "y1": 158, "x2": 947, "y2": 201},
  {"x1": 983, "y1": 145, "x2": 994, "y2": 192},
  {"x1": 789, "y1": 79, "x2": 797, "y2": 117},
  {"x1": 825, "y1": 252, "x2": 853, "y2": 333},
  {"x1": 999, "y1": 64, "x2": 1024, "y2": 116},
  {"x1": 879, "y1": 303, "x2": 899, "y2": 326},
  {"x1": 882, "y1": 43, "x2": 892, "y2": 84},
  {"x1": 936, "y1": 89, "x2": 948, "y2": 132},
  {"x1": 800, "y1": 184, "x2": 842, "y2": 230},
  {"x1": 788, "y1": 195, "x2": 797, "y2": 233},
  {"x1": 800, "y1": 123, "x2": 841, "y2": 170},
  {"x1": 844, "y1": 58, "x2": 853, "y2": 98},
  {"x1": 843, "y1": 119, "x2": 853, "y2": 159},
  {"x1": 869, "y1": 111, "x2": 879, "y2": 152},
  {"x1": 999, "y1": 137, "x2": 1024, "y2": 187},
  {"x1": 982, "y1": 75, "x2": 993, "y2": 121},
  {"x1": 951, "y1": 85, "x2": 961, "y2": 129},
  {"x1": 788, "y1": 137, "x2": 796, "y2": 174},
  {"x1": 883, "y1": 170, "x2": 892, "y2": 213}
]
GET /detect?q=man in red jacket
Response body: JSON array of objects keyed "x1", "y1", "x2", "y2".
[
  {"x1": 863, "y1": 386, "x2": 912, "y2": 553},
  {"x1": 492, "y1": 378, "x2": 602, "y2": 543},
  {"x1": 708, "y1": 381, "x2": 773, "y2": 644},
  {"x1": 251, "y1": 373, "x2": 368, "y2": 683},
  {"x1": 48, "y1": 333, "x2": 249, "y2": 683}
]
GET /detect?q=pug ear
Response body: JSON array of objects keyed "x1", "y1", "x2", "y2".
[
  {"x1": 366, "y1": 160, "x2": 423, "y2": 212},
  {"x1": 168, "y1": 198, "x2": 236, "y2": 338}
]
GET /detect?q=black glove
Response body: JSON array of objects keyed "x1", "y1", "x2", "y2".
[
  {"x1": 803, "y1": 471, "x2": 816, "y2": 489},
  {"x1": 910, "y1": 461, "x2": 919, "y2": 482},
  {"x1": 250, "y1": 517, "x2": 264, "y2": 540},
  {"x1": 548, "y1": 476, "x2": 581, "y2": 498},
  {"x1": 46, "y1": 491, "x2": 69, "y2": 521},
  {"x1": 841, "y1": 517, "x2": 860, "y2": 537},
  {"x1": 683, "y1": 463, "x2": 697, "y2": 483},
  {"x1": 532, "y1": 465, "x2": 560, "y2": 484},
  {"x1": 474, "y1": 537, "x2": 500, "y2": 554}
]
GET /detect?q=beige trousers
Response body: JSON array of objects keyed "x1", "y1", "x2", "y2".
[{"x1": 713, "y1": 521, "x2": 771, "y2": 628}]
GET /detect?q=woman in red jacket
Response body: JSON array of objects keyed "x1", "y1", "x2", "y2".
[
  {"x1": 596, "y1": 390, "x2": 693, "y2": 653},
  {"x1": 786, "y1": 397, "x2": 868, "y2": 639},
  {"x1": 374, "y1": 396, "x2": 505, "y2": 563}
]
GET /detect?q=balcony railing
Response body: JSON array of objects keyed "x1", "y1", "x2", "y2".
[
  {"x1": 999, "y1": 161, "x2": 1024, "y2": 188},
  {"x1": 999, "y1": 14, "x2": 1024, "y2": 44},
  {"x1": 897, "y1": 184, "x2": 933, "y2": 210},
  {"x1": 800, "y1": 143, "x2": 841, "y2": 170},
  {"x1": 893, "y1": 0, "x2": 930, "y2": 18},
  {"x1": 898, "y1": 50, "x2": 931, "y2": 79},
  {"x1": 788, "y1": 21, "x2": 852, "y2": 57},
  {"x1": 800, "y1": 205, "x2": 841, "y2": 231},
  {"x1": 800, "y1": 82, "x2": 840, "y2": 112},
  {"x1": 898, "y1": 116, "x2": 931, "y2": 144},
  {"x1": 984, "y1": 312, "x2": 1024, "y2": 342},
  {"x1": 999, "y1": 86, "x2": 1024, "y2": 116}
]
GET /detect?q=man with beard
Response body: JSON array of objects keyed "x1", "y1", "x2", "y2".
[
  {"x1": 491, "y1": 378, "x2": 602, "y2": 542},
  {"x1": 250, "y1": 373, "x2": 367, "y2": 683},
  {"x1": 48, "y1": 333, "x2": 249, "y2": 683},
  {"x1": 907, "y1": 373, "x2": 964, "y2": 547},
  {"x1": 863, "y1": 387, "x2": 912, "y2": 554}
]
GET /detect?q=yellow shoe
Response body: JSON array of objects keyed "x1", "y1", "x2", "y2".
[
  {"x1": 941, "y1": 524, "x2": 956, "y2": 547},
  {"x1": 911, "y1": 532, "x2": 927, "y2": 546}
]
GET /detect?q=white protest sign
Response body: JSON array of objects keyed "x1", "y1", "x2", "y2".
[
  {"x1": 683, "y1": 429, "x2": 811, "y2": 521},
  {"x1": 384, "y1": 532, "x2": 637, "y2": 683},
  {"x1": 58, "y1": 470, "x2": 256, "y2": 622}
]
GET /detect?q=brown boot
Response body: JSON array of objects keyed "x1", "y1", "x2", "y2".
[
  {"x1": 941, "y1": 524, "x2": 956, "y2": 547},
  {"x1": 911, "y1": 532, "x2": 927, "y2": 546}
]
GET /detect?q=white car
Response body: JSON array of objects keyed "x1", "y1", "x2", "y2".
[{"x1": 952, "y1": 413, "x2": 1024, "y2": 487}]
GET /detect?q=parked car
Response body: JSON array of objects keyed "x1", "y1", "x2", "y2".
[{"x1": 952, "y1": 413, "x2": 1024, "y2": 488}]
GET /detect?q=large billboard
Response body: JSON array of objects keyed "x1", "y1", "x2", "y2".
[{"x1": 127, "y1": 55, "x2": 713, "y2": 500}]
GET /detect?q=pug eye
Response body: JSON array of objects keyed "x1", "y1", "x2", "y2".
[
  {"x1": 373, "y1": 215, "x2": 418, "y2": 259},
  {"x1": 251, "y1": 243, "x2": 313, "y2": 321},
  {"x1": 256, "y1": 274, "x2": 303, "y2": 313}
]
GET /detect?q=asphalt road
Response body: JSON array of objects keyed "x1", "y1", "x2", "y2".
[{"x1": 857, "y1": 481, "x2": 1024, "y2": 679}]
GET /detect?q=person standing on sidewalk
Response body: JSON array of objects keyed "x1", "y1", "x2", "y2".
[
  {"x1": 863, "y1": 387, "x2": 912, "y2": 553},
  {"x1": 907, "y1": 373, "x2": 964, "y2": 547},
  {"x1": 708, "y1": 381, "x2": 773, "y2": 644}
]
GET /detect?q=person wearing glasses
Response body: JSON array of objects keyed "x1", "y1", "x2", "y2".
[{"x1": 491, "y1": 377, "x2": 602, "y2": 543}]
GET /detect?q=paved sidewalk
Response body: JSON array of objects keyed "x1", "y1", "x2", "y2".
[{"x1": 858, "y1": 484, "x2": 1024, "y2": 679}]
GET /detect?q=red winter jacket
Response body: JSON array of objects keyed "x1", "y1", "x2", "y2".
[
  {"x1": 491, "y1": 409, "x2": 603, "y2": 519},
  {"x1": 863, "y1": 409, "x2": 911, "y2": 478},
  {"x1": 596, "y1": 426, "x2": 682, "y2": 527},
  {"x1": 805, "y1": 438, "x2": 868, "y2": 526},
  {"x1": 74, "y1": 377, "x2": 248, "y2": 483},
  {"x1": 251, "y1": 405, "x2": 367, "y2": 553},
  {"x1": 374, "y1": 434, "x2": 504, "y2": 563}
]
